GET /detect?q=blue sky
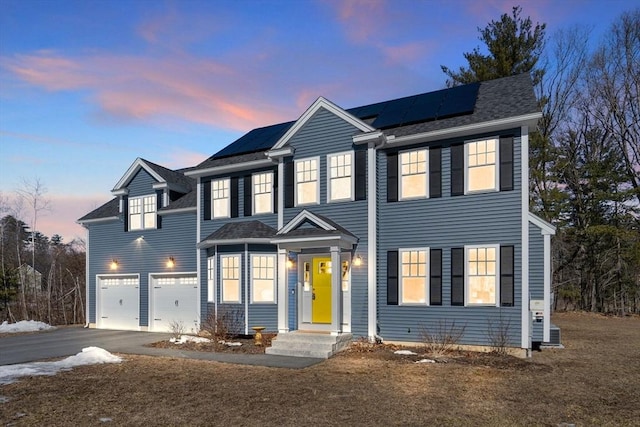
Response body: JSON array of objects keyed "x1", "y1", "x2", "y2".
[{"x1": 0, "y1": 0, "x2": 634, "y2": 241}]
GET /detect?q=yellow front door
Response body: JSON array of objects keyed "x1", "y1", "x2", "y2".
[{"x1": 312, "y1": 257, "x2": 332, "y2": 323}]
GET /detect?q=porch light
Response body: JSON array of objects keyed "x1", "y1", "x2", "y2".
[
  {"x1": 110, "y1": 259, "x2": 119, "y2": 270},
  {"x1": 286, "y1": 256, "x2": 295, "y2": 269},
  {"x1": 353, "y1": 255, "x2": 363, "y2": 267},
  {"x1": 166, "y1": 257, "x2": 175, "y2": 268}
]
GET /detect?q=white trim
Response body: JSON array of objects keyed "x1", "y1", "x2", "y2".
[
  {"x1": 278, "y1": 209, "x2": 336, "y2": 234},
  {"x1": 521, "y1": 125, "x2": 531, "y2": 351},
  {"x1": 85, "y1": 226, "x2": 90, "y2": 326},
  {"x1": 398, "y1": 148, "x2": 429, "y2": 200},
  {"x1": 151, "y1": 181, "x2": 190, "y2": 194},
  {"x1": 77, "y1": 216, "x2": 119, "y2": 225},
  {"x1": 277, "y1": 248, "x2": 289, "y2": 333},
  {"x1": 158, "y1": 206, "x2": 197, "y2": 216},
  {"x1": 272, "y1": 97, "x2": 375, "y2": 150},
  {"x1": 112, "y1": 158, "x2": 165, "y2": 192},
  {"x1": 111, "y1": 188, "x2": 129, "y2": 196},
  {"x1": 199, "y1": 238, "x2": 273, "y2": 248},
  {"x1": 385, "y1": 112, "x2": 542, "y2": 149},
  {"x1": 184, "y1": 159, "x2": 274, "y2": 178},
  {"x1": 294, "y1": 156, "x2": 320, "y2": 206},
  {"x1": 277, "y1": 159, "x2": 284, "y2": 229},
  {"x1": 353, "y1": 130, "x2": 385, "y2": 145},
  {"x1": 326, "y1": 151, "x2": 355, "y2": 203},
  {"x1": 528, "y1": 212, "x2": 556, "y2": 235},
  {"x1": 464, "y1": 244, "x2": 500, "y2": 307},
  {"x1": 211, "y1": 177, "x2": 231, "y2": 219},
  {"x1": 464, "y1": 137, "x2": 500, "y2": 195},
  {"x1": 272, "y1": 235, "x2": 358, "y2": 248},
  {"x1": 543, "y1": 233, "x2": 551, "y2": 342},
  {"x1": 398, "y1": 247, "x2": 430, "y2": 306},
  {"x1": 207, "y1": 254, "x2": 215, "y2": 303},
  {"x1": 196, "y1": 179, "x2": 202, "y2": 328},
  {"x1": 127, "y1": 194, "x2": 157, "y2": 231},
  {"x1": 244, "y1": 244, "x2": 249, "y2": 334},
  {"x1": 249, "y1": 253, "x2": 277, "y2": 304},
  {"x1": 367, "y1": 142, "x2": 377, "y2": 339},
  {"x1": 266, "y1": 146, "x2": 294, "y2": 159}
]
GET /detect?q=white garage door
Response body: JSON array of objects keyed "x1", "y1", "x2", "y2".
[
  {"x1": 97, "y1": 275, "x2": 140, "y2": 331},
  {"x1": 150, "y1": 274, "x2": 198, "y2": 333}
]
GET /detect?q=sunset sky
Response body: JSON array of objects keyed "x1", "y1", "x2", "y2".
[{"x1": 0, "y1": 0, "x2": 633, "y2": 242}]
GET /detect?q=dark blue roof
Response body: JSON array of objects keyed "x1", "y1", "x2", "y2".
[{"x1": 211, "y1": 81, "x2": 480, "y2": 159}]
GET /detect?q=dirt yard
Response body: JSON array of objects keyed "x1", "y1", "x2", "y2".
[{"x1": 1, "y1": 312, "x2": 639, "y2": 426}]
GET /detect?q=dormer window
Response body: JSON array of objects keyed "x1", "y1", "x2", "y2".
[{"x1": 129, "y1": 195, "x2": 156, "y2": 230}]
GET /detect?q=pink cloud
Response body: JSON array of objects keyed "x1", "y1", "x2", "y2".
[
  {"x1": 2, "y1": 51, "x2": 297, "y2": 132},
  {"x1": 160, "y1": 148, "x2": 209, "y2": 170},
  {"x1": 382, "y1": 42, "x2": 433, "y2": 65},
  {"x1": 332, "y1": 0, "x2": 388, "y2": 43}
]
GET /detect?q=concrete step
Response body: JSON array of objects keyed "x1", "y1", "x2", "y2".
[{"x1": 266, "y1": 332, "x2": 352, "y2": 359}]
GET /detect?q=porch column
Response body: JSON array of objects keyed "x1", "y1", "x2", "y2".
[
  {"x1": 277, "y1": 248, "x2": 289, "y2": 333},
  {"x1": 330, "y1": 246, "x2": 341, "y2": 336}
]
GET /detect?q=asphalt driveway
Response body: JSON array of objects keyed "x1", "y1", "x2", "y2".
[{"x1": 0, "y1": 326, "x2": 321, "y2": 368}]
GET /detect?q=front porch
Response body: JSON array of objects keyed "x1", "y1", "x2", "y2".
[{"x1": 266, "y1": 331, "x2": 353, "y2": 359}]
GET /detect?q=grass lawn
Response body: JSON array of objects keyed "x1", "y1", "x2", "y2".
[{"x1": 1, "y1": 312, "x2": 639, "y2": 426}]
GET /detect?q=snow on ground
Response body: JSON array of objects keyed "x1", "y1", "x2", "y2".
[
  {"x1": 170, "y1": 335, "x2": 211, "y2": 344},
  {"x1": 0, "y1": 347, "x2": 122, "y2": 385},
  {"x1": 394, "y1": 350, "x2": 417, "y2": 355},
  {"x1": 0, "y1": 320, "x2": 55, "y2": 333}
]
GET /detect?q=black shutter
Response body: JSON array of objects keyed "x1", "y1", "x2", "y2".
[
  {"x1": 499, "y1": 136, "x2": 514, "y2": 191},
  {"x1": 387, "y1": 152, "x2": 398, "y2": 202},
  {"x1": 429, "y1": 147, "x2": 442, "y2": 198},
  {"x1": 355, "y1": 150, "x2": 367, "y2": 201},
  {"x1": 230, "y1": 177, "x2": 239, "y2": 218},
  {"x1": 500, "y1": 246, "x2": 514, "y2": 306},
  {"x1": 284, "y1": 160, "x2": 294, "y2": 208},
  {"x1": 451, "y1": 248, "x2": 464, "y2": 306},
  {"x1": 273, "y1": 170, "x2": 278, "y2": 213},
  {"x1": 203, "y1": 180, "x2": 211, "y2": 221},
  {"x1": 155, "y1": 190, "x2": 162, "y2": 229},
  {"x1": 122, "y1": 195, "x2": 129, "y2": 232},
  {"x1": 430, "y1": 249, "x2": 442, "y2": 305},
  {"x1": 387, "y1": 251, "x2": 398, "y2": 305},
  {"x1": 244, "y1": 175, "x2": 252, "y2": 217},
  {"x1": 451, "y1": 144, "x2": 464, "y2": 196}
]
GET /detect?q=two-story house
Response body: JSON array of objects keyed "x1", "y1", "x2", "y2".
[{"x1": 79, "y1": 73, "x2": 557, "y2": 357}]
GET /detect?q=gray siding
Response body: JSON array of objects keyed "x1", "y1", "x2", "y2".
[
  {"x1": 127, "y1": 169, "x2": 157, "y2": 197},
  {"x1": 87, "y1": 211, "x2": 197, "y2": 325},
  {"x1": 284, "y1": 108, "x2": 369, "y2": 337},
  {"x1": 377, "y1": 131, "x2": 524, "y2": 347},
  {"x1": 529, "y1": 221, "x2": 545, "y2": 342}
]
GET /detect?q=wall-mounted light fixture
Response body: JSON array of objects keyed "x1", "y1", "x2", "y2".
[
  {"x1": 166, "y1": 257, "x2": 175, "y2": 268},
  {"x1": 137, "y1": 236, "x2": 144, "y2": 242},
  {"x1": 353, "y1": 255, "x2": 363, "y2": 267},
  {"x1": 286, "y1": 256, "x2": 295, "y2": 269},
  {"x1": 110, "y1": 259, "x2": 119, "y2": 270}
]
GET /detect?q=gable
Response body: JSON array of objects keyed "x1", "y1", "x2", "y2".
[
  {"x1": 126, "y1": 168, "x2": 159, "y2": 197},
  {"x1": 271, "y1": 97, "x2": 374, "y2": 151}
]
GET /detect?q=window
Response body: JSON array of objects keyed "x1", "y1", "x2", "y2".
[
  {"x1": 400, "y1": 249, "x2": 428, "y2": 304},
  {"x1": 221, "y1": 255, "x2": 241, "y2": 303},
  {"x1": 295, "y1": 157, "x2": 319, "y2": 205},
  {"x1": 207, "y1": 256, "x2": 215, "y2": 303},
  {"x1": 328, "y1": 152, "x2": 353, "y2": 202},
  {"x1": 129, "y1": 195, "x2": 156, "y2": 230},
  {"x1": 466, "y1": 245, "x2": 498, "y2": 305},
  {"x1": 466, "y1": 138, "x2": 498, "y2": 193},
  {"x1": 400, "y1": 149, "x2": 428, "y2": 199},
  {"x1": 253, "y1": 172, "x2": 273, "y2": 214},
  {"x1": 212, "y1": 178, "x2": 230, "y2": 218},
  {"x1": 251, "y1": 255, "x2": 276, "y2": 303}
]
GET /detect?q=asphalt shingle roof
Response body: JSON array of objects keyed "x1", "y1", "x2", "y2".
[
  {"x1": 201, "y1": 221, "x2": 278, "y2": 241},
  {"x1": 78, "y1": 198, "x2": 119, "y2": 222}
]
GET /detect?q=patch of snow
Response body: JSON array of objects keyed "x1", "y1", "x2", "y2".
[
  {"x1": 394, "y1": 350, "x2": 417, "y2": 355},
  {"x1": 0, "y1": 395, "x2": 10, "y2": 403},
  {"x1": 0, "y1": 320, "x2": 55, "y2": 333},
  {"x1": 416, "y1": 358, "x2": 435, "y2": 363},
  {"x1": 0, "y1": 347, "x2": 122, "y2": 385},
  {"x1": 99, "y1": 417, "x2": 113, "y2": 423},
  {"x1": 218, "y1": 340, "x2": 242, "y2": 347},
  {"x1": 169, "y1": 335, "x2": 211, "y2": 344}
]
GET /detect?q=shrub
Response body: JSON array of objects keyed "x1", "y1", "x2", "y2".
[{"x1": 419, "y1": 320, "x2": 466, "y2": 356}]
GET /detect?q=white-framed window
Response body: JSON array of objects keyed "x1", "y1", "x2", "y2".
[
  {"x1": 253, "y1": 172, "x2": 273, "y2": 214},
  {"x1": 251, "y1": 254, "x2": 276, "y2": 303},
  {"x1": 466, "y1": 245, "x2": 499, "y2": 306},
  {"x1": 295, "y1": 157, "x2": 319, "y2": 205},
  {"x1": 400, "y1": 149, "x2": 428, "y2": 199},
  {"x1": 399, "y1": 248, "x2": 429, "y2": 305},
  {"x1": 220, "y1": 254, "x2": 241, "y2": 303},
  {"x1": 207, "y1": 256, "x2": 215, "y2": 303},
  {"x1": 212, "y1": 178, "x2": 230, "y2": 218},
  {"x1": 129, "y1": 195, "x2": 156, "y2": 230},
  {"x1": 327, "y1": 152, "x2": 353, "y2": 202},
  {"x1": 466, "y1": 138, "x2": 499, "y2": 193}
]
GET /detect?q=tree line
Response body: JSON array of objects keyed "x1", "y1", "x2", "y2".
[
  {"x1": 444, "y1": 7, "x2": 640, "y2": 314},
  {"x1": 0, "y1": 180, "x2": 86, "y2": 325}
]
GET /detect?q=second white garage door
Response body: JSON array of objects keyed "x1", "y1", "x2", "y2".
[{"x1": 149, "y1": 273, "x2": 199, "y2": 333}]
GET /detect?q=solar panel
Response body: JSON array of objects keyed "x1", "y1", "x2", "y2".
[
  {"x1": 437, "y1": 82, "x2": 479, "y2": 119},
  {"x1": 212, "y1": 121, "x2": 293, "y2": 159},
  {"x1": 401, "y1": 91, "x2": 443, "y2": 125}
]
